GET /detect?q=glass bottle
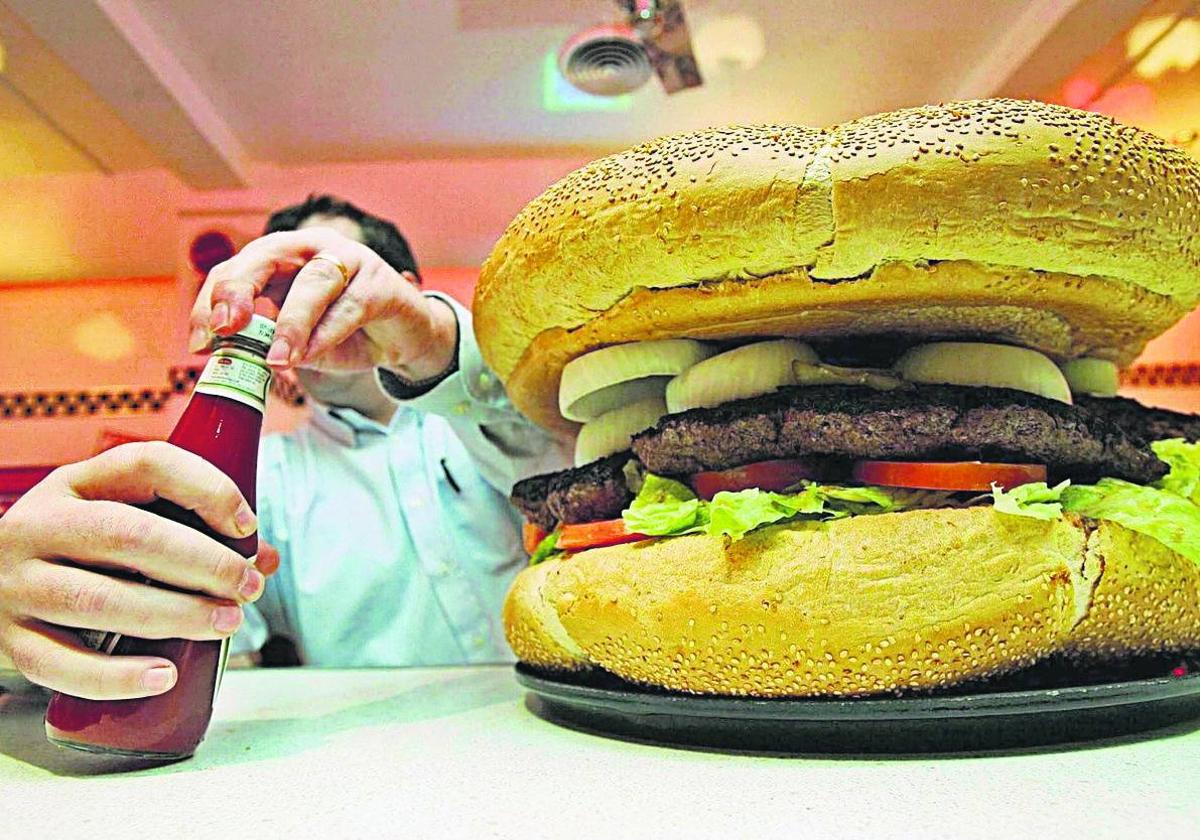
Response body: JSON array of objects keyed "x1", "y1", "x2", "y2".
[{"x1": 44, "y1": 315, "x2": 276, "y2": 759}]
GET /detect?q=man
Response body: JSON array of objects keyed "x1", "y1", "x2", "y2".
[{"x1": 0, "y1": 197, "x2": 566, "y2": 699}]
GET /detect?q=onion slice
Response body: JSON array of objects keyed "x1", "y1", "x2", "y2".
[
  {"x1": 665, "y1": 339, "x2": 818, "y2": 413},
  {"x1": 574, "y1": 397, "x2": 667, "y2": 466},
  {"x1": 1060, "y1": 358, "x2": 1120, "y2": 397},
  {"x1": 559, "y1": 340, "x2": 714, "y2": 422},
  {"x1": 895, "y1": 342, "x2": 1073, "y2": 404},
  {"x1": 561, "y1": 376, "x2": 672, "y2": 423}
]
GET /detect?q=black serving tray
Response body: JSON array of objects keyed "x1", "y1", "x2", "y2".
[{"x1": 515, "y1": 655, "x2": 1200, "y2": 754}]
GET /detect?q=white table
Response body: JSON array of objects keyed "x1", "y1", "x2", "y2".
[{"x1": 1, "y1": 666, "x2": 1197, "y2": 839}]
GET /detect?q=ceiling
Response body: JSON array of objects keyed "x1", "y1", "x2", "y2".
[
  {"x1": 129, "y1": 0, "x2": 1067, "y2": 159},
  {"x1": 0, "y1": 0, "x2": 1153, "y2": 186}
]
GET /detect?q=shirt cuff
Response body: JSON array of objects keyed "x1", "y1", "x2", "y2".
[
  {"x1": 230, "y1": 602, "x2": 269, "y2": 657},
  {"x1": 376, "y1": 292, "x2": 517, "y2": 424}
]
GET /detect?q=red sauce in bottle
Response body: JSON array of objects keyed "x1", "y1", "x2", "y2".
[{"x1": 45, "y1": 316, "x2": 275, "y2": 759}]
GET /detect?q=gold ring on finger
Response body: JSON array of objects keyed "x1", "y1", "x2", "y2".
[{"x1": 308, "y1": 252, "x2": 352, "y2": 287}]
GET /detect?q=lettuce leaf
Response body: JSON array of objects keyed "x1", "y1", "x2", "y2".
[
  {"x1": 622, "y1": 474, "x2": 706, "y2": 536},
  {"x1": 990, "y1": 469, "x2": 1200, "y2": 564},
  {"x1": 632, "y1": 473, "x2": 696, "y2": 505},
  {"x1": 599, "y1": 437, "x2": 1200, "y2": 563},
  {"x1": 1061, "y1": 478, "x2": 1200, "y2": 563},
  {"x1": 990, "y1": 480, "x2": 1069, "y2": 521},
  {"x1": 816, "y1": 484, "x2": 899, "y2": 515},
  {"x1": 768, "y1": 484, "x2": 828, "y2": 517},
  {"x1": 707, "y1": 489, "x2": 796, "y2": 540},
  {"x1": 528, "y1": 529, "x2": 560, "y2": 566},
  {"x1": 1152, "y1": 438, "x2": 1200, "y2": 505},
  {"x1": 702, "y1": 483, "x2": 899, "y2": 539},
  {"x1": 622, "y1": 477, "x2": 900, "y2": 541}
]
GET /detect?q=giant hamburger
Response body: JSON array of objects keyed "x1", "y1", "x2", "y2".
[{"x1": 475, "y1": 99, "x2": 1200, "y2": 697}]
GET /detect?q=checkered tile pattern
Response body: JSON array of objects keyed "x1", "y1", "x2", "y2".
[
  {"x1": 1121, "y1": 362, "x2": 1200, "y2": 388},
  {"x1": 1, "y1": 364, "x2": 305, "y2": 420}
]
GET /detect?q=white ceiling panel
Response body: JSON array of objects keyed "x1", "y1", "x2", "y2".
[{"x1": 128, "y1": 0, "x2": 1093, "y2": 162}]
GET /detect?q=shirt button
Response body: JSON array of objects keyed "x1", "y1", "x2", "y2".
[
  {"x1": 433, "y1": 562, "x2": 450, "y2": 577},
  {"x1": 454, "y1": 401, "x2": 469, "y2": 415},
  {"x1": 479, "y1": 372, "x2": 491, "y2": 387},
  {"x1": 471, "y1": 635, "x2": 487, "y2": 649}
]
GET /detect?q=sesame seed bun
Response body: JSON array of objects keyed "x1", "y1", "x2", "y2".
[
  {"x1": 503, "y1": 509, "x2": 1200, "y2": 696},
  {"x1": 475, "y1": 99, "x2": 1200, "y2": 432}
]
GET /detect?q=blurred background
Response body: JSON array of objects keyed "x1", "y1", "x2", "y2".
[{"x1": 1, "y1": 0, "x2": 1199, "y2": 508}]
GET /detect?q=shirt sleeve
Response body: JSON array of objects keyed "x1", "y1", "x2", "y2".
[
  {"x1": 375, "y1": 292, "x2": 572, "y2": 493},
  {"x1": 230, "y1": 435, "x2": 296, "y2": 657}
]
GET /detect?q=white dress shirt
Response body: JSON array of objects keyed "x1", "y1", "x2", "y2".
[{"x1": 234, "y1": 294, "x2": 569, "y2": 665}]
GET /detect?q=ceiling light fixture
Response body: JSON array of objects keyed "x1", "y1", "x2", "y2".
[
  {"x1": 542, "y1": 50, "x2": 633, "y2": 112},
  {"x1": 693, "y1": 14, "x2": 766, "y2": 75},
  {"x1": 1126, "y1": 14, "x2": 1200, "y2": 78}
]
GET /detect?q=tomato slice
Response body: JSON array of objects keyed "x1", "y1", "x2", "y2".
[
  {"x1": 557, "y1": 518, "x2": 648, "y2": 551},
  {"x1": 522, "y1": 522, "x2": 549, "y2": 555},
  {"x1": 691, "y1": 458, "x2": 829, "y2": 500},
  {"x1": 851, "y1": 460, "x2": 1047, "y2": 492}
]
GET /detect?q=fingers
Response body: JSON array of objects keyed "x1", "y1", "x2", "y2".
[
  {"x1": 207, "y1": 259, "x2": 278, "y2": 339},
  {"x1": 302, "y1": 281, "x2": 374, "y2": 363},
  {"x1": 269, "y1": 255, "x2": 356, "y2": 367},
  {"x1": 2, "y1": 619, "x2": 178, "y2": 700},
  {"x1": 187, "y1": 269, "x2": 221, "y2": 352},
  {"x1": 191, "y1": 229, "x2": 365, "y2": 348},
  {"x1": 58, "y1": 442, "x2": 255, "y2": 542},
  {"x1": 31, "y1": 443, "x2": 263, "y2": 601},
  {"x1": 303, "y1": 262, "x2": 422, "y2": 363},
  {"x1": 187, "y1": 233, "x2": 304, "y2": 350},
  {"x1": 12, "y1": 563, "x2": 243, "y2": 641},
  {"x1": 33, "y1": 499, "x2": 263, "y2": 602}
]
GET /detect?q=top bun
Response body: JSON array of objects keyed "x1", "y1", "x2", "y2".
[{"x1": 475, "y1": 99, "x2": 1200, "y2": 430}]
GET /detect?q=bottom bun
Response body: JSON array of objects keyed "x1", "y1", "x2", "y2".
[{"x1": 502, "y1": 507, "x2": 1200, "y2": 697}]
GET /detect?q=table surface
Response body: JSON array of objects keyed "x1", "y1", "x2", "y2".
[{"x1": 2, "y1": 665, "x2": 1198, "y2": 840}]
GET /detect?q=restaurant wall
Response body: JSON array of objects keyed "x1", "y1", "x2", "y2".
[
  {"x1": 0, "y1": 155, "x2": 594, "y2": 469},
  {"x1": 0, "y1": 267, "x2": 478, "y2": 468}
]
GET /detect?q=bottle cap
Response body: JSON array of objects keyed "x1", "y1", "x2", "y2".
[{"x1": 236, "y1": 314, "x2": 276, "y2": 347}]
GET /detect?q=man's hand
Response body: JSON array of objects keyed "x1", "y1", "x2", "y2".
[
  {"x1": 0, "y1": 442, "x2": 279, "y2": 700},
  {"x1": 188, "y1": 228, "x2": 458, "y2": 382}
]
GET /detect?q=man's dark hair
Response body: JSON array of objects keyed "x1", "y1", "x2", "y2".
[{"x1": 264, "y1": 194, "x2": 420, "y2": 280}]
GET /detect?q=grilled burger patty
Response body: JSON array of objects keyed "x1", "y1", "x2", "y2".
[
  {"x1": 512, "y1": 386, "x2": 1200, "y2": 528},
  {"x1": 1075, "y1": 394, "x2": 1200, "y2": 443},
  {"x1": 511, "y1": 452, "x2": 633, "y2": 531},
  {"x1": 633, "y1": 384, "x2": 1169, "y2": 481}
]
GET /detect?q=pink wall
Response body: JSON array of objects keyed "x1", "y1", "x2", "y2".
[
  {"x1": 1123, "y1": 307, "x2": 1200, "y2": 414},
  {"x1": 0, "y1": 267, "x2": 477, "y2": 468},
  {"x1": 0, "y1": 157, "x2": 590, "y2": 283},
  {"x1": 0, "y1": 154, "x2": 581, "y2": 468}
]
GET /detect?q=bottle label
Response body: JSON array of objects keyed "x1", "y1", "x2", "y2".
[{"x1": 194, "y1": 349, "x2": 271, "y2": 413}]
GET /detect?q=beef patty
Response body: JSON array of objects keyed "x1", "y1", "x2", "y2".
[
  {"x1": 633, "y1": 384, "x2": 1169, "y2": 481},
  {"x1": 511, "y1": 452, "x2": 634, "y2": 531},
  {"x1": 512, "y1": 385, "x2": 1199, "y2": 527}
]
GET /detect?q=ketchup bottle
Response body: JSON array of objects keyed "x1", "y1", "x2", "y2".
[{"x1": 45, "y1": 315, "x2": 275, "y2": 759}]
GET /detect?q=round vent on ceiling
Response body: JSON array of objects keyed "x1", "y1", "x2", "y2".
[{"x1": 558, "y1": 24, "x2": 651, "y2": 96}]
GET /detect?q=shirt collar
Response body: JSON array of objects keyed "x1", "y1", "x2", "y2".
[{"x1": 307, "y1": 400, "x2": 408, "y2": 447}]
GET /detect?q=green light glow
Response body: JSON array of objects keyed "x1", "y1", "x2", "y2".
[{"x1": 541, "y1": 51, "x2": 633, "y2": 113}]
